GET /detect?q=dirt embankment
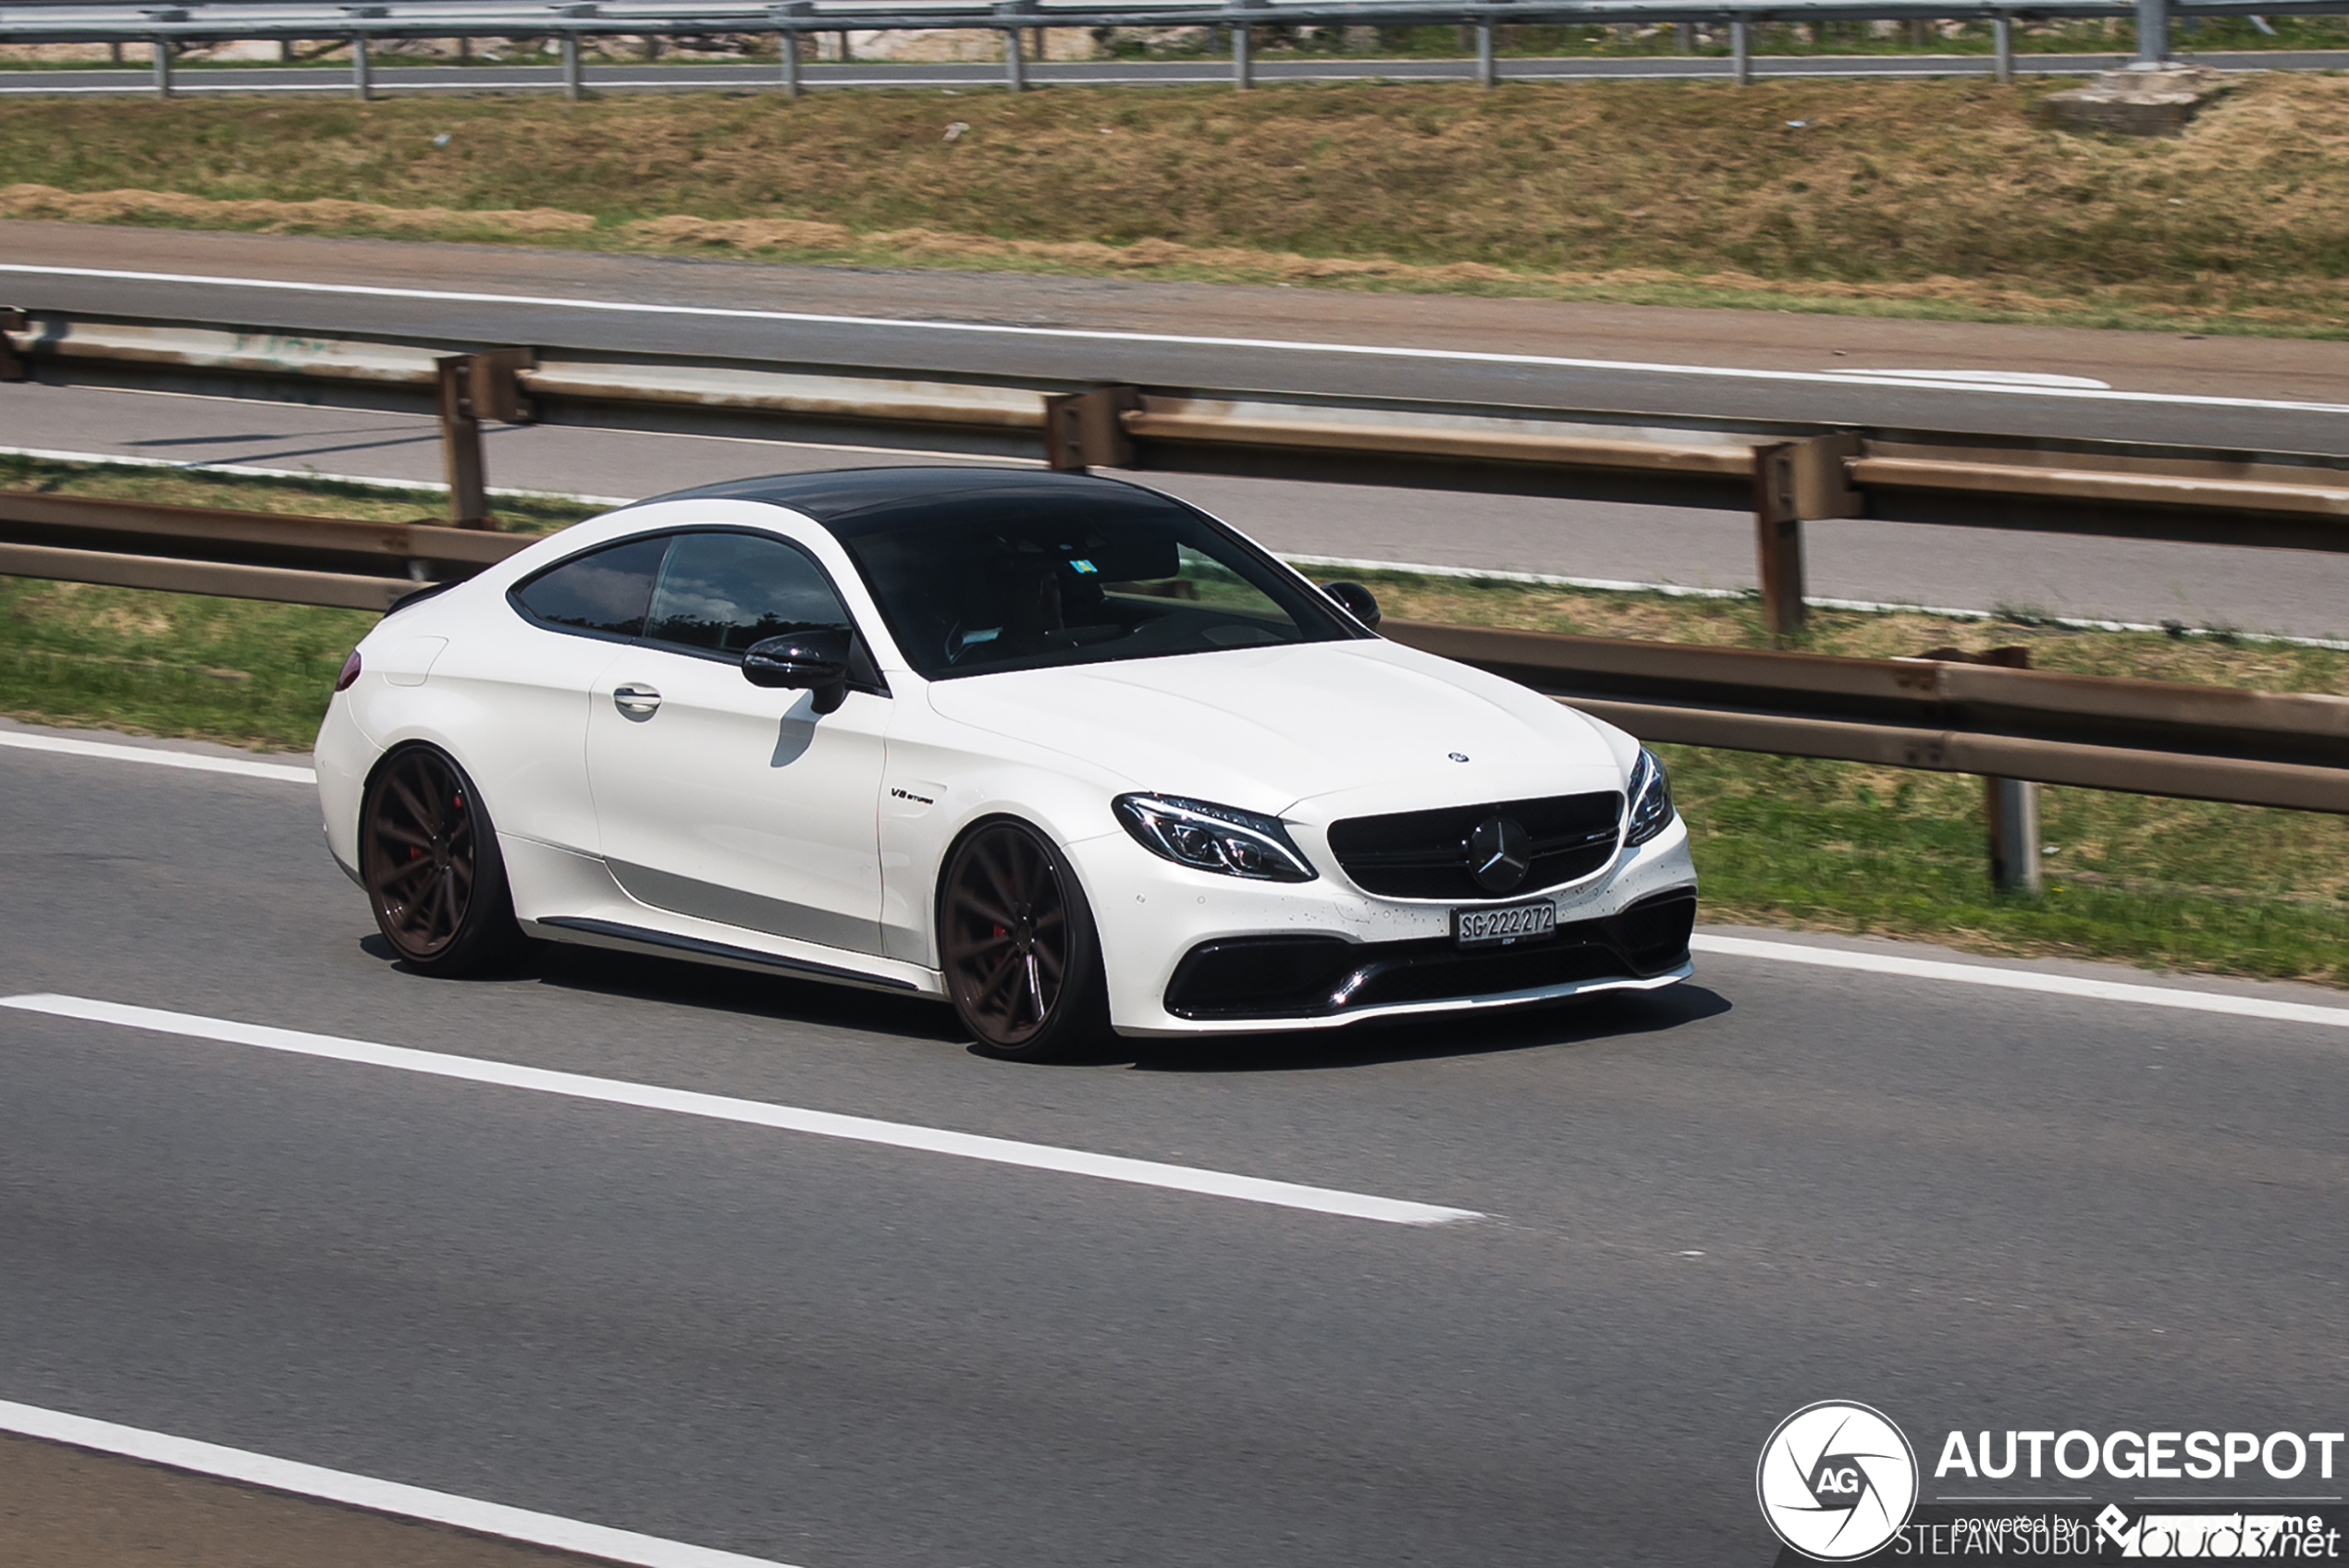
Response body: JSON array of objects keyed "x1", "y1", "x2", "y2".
[{"x1": 3, "y1": 76, "x2": 2346, "y2": 329}]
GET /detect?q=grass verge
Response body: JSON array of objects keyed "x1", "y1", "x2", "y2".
[
  {"x1": 4, "y1": 458, "x2": 2344, "y2": 986},
  {"x1": 6, "y1": 75, "x2": 2349, "y2": 334}
]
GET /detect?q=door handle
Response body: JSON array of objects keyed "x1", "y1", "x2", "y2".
[{"x1": 613, "y1": 683, "x2": 662, "y2": 718}]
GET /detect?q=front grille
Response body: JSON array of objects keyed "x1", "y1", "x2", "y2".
[
  {"x1": 1325, "y1": 790, "x2": 1622, "y2": 900},
  {"x1": 1164, "y1": 890, "x2": 1695, "y2": 1021}
]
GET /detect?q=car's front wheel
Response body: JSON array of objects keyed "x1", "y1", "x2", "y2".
[
  {"x1": 939, "y1": 818, "x2": 1110, "y2": 1061},
  {"x1": 359, "y1": 743, "x2": 523, "y2": 976}
]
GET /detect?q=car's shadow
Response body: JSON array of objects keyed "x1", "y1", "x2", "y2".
[{"x1": 373, "y1": 934, "x2": 1729, "y2": 1072}]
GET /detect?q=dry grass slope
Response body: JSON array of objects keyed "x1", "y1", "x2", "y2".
[{"x1": 4, "y1": 75, "x2": 2349, "y2": 330}]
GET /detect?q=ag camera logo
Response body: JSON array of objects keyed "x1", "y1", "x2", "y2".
[{"x1": 1757, "y1": 1401, "x2": 1920, "y2": 1561}]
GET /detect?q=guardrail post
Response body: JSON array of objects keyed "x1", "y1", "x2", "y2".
[
  {"x1": 435, "y1": 349, "x2": 534, "y2": 529},
  {"x1": 1916, "y1": 643, "x2": 2045, "y2": 892},
  {"x1": 2134, "y1": 0, "x2": 2171, "y2": 64},
  {"x1": 437, "y1": 358, "x2": 489, "y2": 528},
  {"x1": 1752, "y1": 435, "x2": 1863, "y2": 640},
  {"x1": 351, "y1": 34, "x2": 371, "y2": 100},
  {"x1": 151, "y1": 39, "x2": 172, "y2": 99},
  {"x1": 1987, "y1": 776, "x2": 2044, "y2": 894},
  {"x1": 1731, "y1": 18, "x2": 1751, "y2": 84},
  {"x1": 0, "y1": 309, "x2": 24, "y2": 384},
  {"x1": 1228, "y1": 0, "x2": 1269, "y2": 88},
  {"x1": 1993, "y1": 12, "x2": 2013, "y2": 81},
  {"x1": 560, "y1": 32, "x2": 583, "y2": 98},
  {"x1": 771, "y1": 2, "x2": 812, "y2": 95},
  {"x1": 1475, "y1": 13, "x2": 1495, "y2": 86},
  {"x1": 1044, "y1": 386, "x2": 1140, "y2": 472},
  {"x1": 995, "y1": 1, "x2": 1033, "y2": 92},
  {"x1": 1753, "y1": 443, "x2": 1804, "y2": 637}
]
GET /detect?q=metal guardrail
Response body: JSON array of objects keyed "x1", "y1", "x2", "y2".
[
  {"x1": 4, "y1": 491, "x2": 2341, "y2": 827},
  {"x1": 0, "y1": 492, "x2": 523, "y2": 609},
  {"x1": 11, "y1": 310, "x2": 2349, "y2": 638},
  {"x1": 0, "y1": 0, "x2": 2322, "y2": 94},
  {"x1": 1384, "y1": 620, "x2": 2349, "y2": 813},
  {"x1": 5, "y1": 307, "x2": 2346, "y2": 886}
]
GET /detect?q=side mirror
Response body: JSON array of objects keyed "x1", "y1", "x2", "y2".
[
  {"x1": 743, "y1": 629, "x2": 852, "y2": 715},
  {"x1": 1321, "y1": 580, "x2": 1381, "y2": 630}
]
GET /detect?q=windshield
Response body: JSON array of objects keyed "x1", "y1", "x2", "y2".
[{"x1": 830, "y1": 488, "x2": 1363, "y2": 680}]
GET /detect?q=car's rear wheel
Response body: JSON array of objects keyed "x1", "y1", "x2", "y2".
[
  {"x1": 359, "y1": 744, "x2": 522, "y2": 975},
  {"x1": 939, "y1": 818, "x2": 1109, "y2": 1061}
]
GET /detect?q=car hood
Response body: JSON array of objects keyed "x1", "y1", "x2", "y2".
[{"x1": 922, "y1": 638, "x2": 1630, "y2": 819}]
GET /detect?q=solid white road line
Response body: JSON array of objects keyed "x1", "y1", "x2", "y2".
[
  {"x1": 8, "y1": 263, "x2": 2347, "y2": 418},
  {"x1": 1830, "y1": 368, "x2": 2113, "y2": 390},
  {"x1": 0, "y1": 729, "x2": 315, "y2": 783},
  {"x1": 0, "y1": 993, "x2": 1483, "y2": 1225},
  {"x1": 1691, "y1": 934, "x2": 2349, "y2": 1032},
  {"x1": 0, "y1": 1399, "x2": 797, "y2": 1568}
]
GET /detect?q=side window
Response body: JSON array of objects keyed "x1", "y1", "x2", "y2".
[
  {"x1": 510, "y1": 535, "x2": 668, "y2": 639},
  {"x1": 644, "y1": 531, "x2": 879, "y2": 682}
]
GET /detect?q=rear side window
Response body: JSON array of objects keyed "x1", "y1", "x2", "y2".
[
  {"x1": 644, "y1": 532, "x2": 855, "y2": 656},
  {"x1": 510, "y1": 535, "x2": 668, "y2": 638}
]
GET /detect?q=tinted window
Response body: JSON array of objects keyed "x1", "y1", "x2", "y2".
[
  {"x1": 645, "y1": 532, "x2": 857, "y2": 656},
  {"x1": 832, "y1": 493, "x2": 1357, "y2": 680},
  {"x1": 511, "y1": 535, "x2": 666, "y2": 638}
]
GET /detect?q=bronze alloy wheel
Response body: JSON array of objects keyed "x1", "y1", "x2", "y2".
[
  {"x1": 359, "y1": 745, "x2": 520, "y2": 974},
  {"x1": 940, "y1": 819, "x2": 1108, "y2": 1060}
]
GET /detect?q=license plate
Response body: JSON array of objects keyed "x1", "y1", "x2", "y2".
[{"x1": 1453, "y1": 900, "x2": 1558, "y2": 949}]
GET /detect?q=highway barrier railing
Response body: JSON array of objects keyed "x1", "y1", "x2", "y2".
[
  {"x1": 0, "y1": 492, "x2": 527, "y2": 611},
  {"x1": 1383, "y1": 619, "x2": 2349, "y2": 815},
  {"x1": 0, "y1": 0, "x2": 2325, "y2": 96},
  {"x1": 3, "y1": 491, "x2": 2343, "y2": 826},
  {"x1": 11, "y1": 309, "x2": 2348, "y2": 638},
  {"x1": 7, "y1": 307, "x2": 2347, "y2": 887}
]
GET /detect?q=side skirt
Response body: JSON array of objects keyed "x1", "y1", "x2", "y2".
[{"x1": 534, "y1": 915, "x2": 923, "y2": 995}]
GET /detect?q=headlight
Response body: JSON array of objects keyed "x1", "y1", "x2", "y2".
[
  {"x1": 1113, "y1": 793, "x2": 1317, "y2": 882},
  {"x1": 1624, "y1": 748, "x2": 1676, "y2": 847}
]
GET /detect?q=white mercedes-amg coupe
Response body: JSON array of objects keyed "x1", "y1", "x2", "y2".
[{"x1": 316, "y1": 468, "x2": 1698, "y2": 1059}]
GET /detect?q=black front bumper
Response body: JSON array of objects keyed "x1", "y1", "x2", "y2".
[{"x1": 1163, "y1": 890, "x2": 1697, "y2": 1022}]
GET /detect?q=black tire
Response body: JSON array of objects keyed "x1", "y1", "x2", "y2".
[
  {"x1": 938, "y1": 817, "x2": 1111, "y2": 1061},
  {"x1": 358, "y1": 744, "x2": 523, "y2": 976}
]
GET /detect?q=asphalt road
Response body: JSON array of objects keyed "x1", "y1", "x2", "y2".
[
  {"x1": 6, "y1": 47, "x2": 2348, "y2": 96},
  {"x1": 5, "y1": 723, "x2": 2348, "y2": 1565}
]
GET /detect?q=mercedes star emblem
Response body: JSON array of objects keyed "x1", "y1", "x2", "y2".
[{"x1": 1468, "y1": 815, "x2": 1532, "y2": 893}]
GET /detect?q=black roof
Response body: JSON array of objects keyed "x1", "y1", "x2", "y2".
[{"x1": 633, "y1": 466, "x2": 1188, "y2": 537}]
